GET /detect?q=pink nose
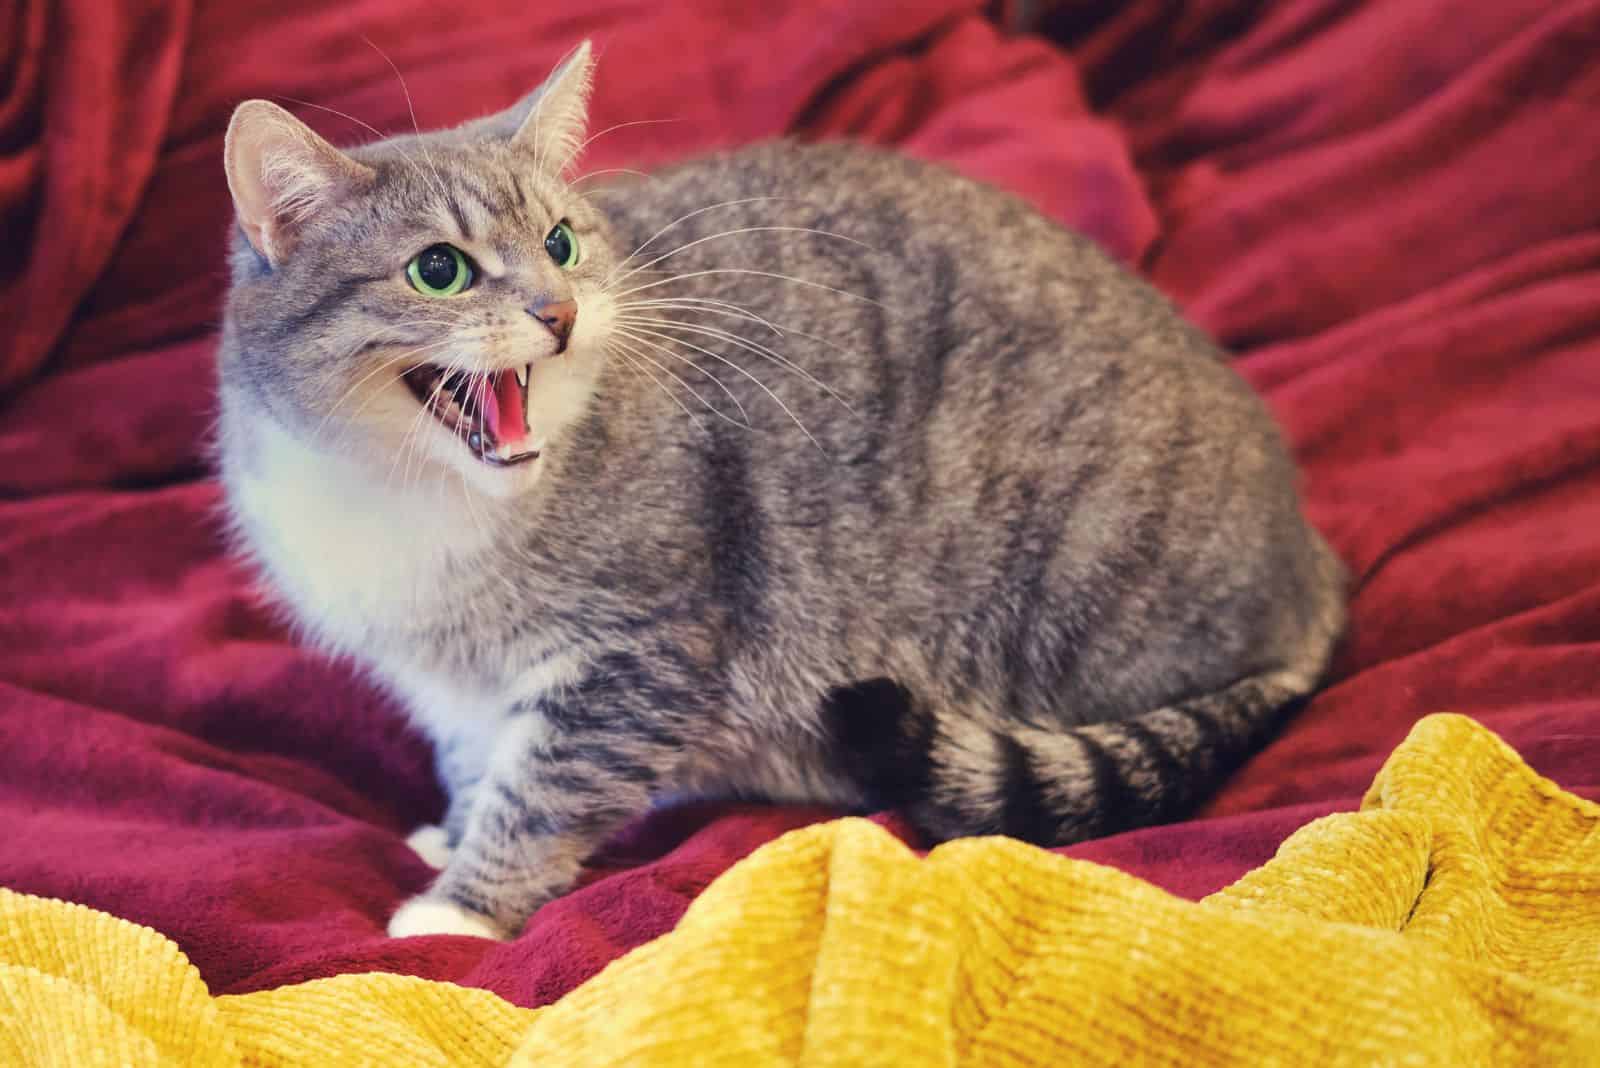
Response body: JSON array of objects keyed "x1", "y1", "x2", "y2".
[{"x1": 529, "y1": 299, "x2": 577, "y2": 352}]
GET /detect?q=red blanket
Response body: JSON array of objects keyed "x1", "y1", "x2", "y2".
[{"x1": 2, "y1": 0, "x2": 1597, "y2": 1008}]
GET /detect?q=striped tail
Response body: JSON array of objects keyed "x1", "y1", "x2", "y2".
[{"x1": 829, "y1": 667, "x2": 1320, "y2": 848}]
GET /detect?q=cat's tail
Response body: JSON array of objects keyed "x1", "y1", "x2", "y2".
[
  {"x1": 898, "y1": 548, "x2": 1345, "y2": 846},
  {"x1": 905, "y1": 665, "x2": 1321, "y2": 847}
]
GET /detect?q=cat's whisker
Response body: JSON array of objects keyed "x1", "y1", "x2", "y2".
[
  {"x1": 388, "y1": 361, "x2": 457, "y2": 493},
  {"x1": 573, "y1": 118, "x2": 684, "y2": 158},
  {"x1": 399, "y1": 355, "x2": 465, "y2": 491},
  {"x1": 316, "y1": 333, "x2": 472, "y2": 446},
  {"x1": 602, "y1": 197, "x2": 795, "y2": 286},
  {"x1": 452, "y1": 466, "x2": 478, "y2": 526},
  {"x1": 401, "y1": 377, "x2": 445, "y2": 495},
  {"x1": 567, "y1": 167, "x2": 652, "y2": 188},
  {"x1": 604, "y1": 342, "x2": 707, "y2": 432},
  {"x1": 457, "y1": 458, "x2": 491, "y2": 547},
  {"x1": 619, "y1": 296, "x2": 876, "y2": 370},
  {"x1": 452, "y1": 369, "x2": 489, "y2": 499},
  {"x1": 272, "y1": 95, "x2": 445, "y2": 201},
  {"x1": 613, "y1": 325, "x2": 825, "y2": 454},
  {"x1": 442, "y1": 367, "x2": 491, "y2": 495},
  {"x1": 618, "y1": 296, "x2": 872, "y2": 368},
  {"x1": 610, "y1": 267, "x2": 887, "y2": 311},
  {"x1": 609, "y1": 225, "x2": 876, "y2": 290},
  {"x1": 400, "y1": 347, "x2": 481, "y2": 492},
  {"x1": 615, "y1": 314, "x2": 855, "y2": 416},
  {"x1": 615, "y1": 297, "x2": 778, "y2": 331},
  {"x1": 317, "y1": 329, "x2": 485, "y2": 451},
  {"x1": 419, "y1": 358, "x2": 480, "y2": 492},
  {"x1": 606, "y1": 331, "x2": 752, "y2": 426},
  {"x1": 605, "y1": 345, "x2": 654, "y2": 400},
  {"x1": 274, "y1": 96, "x2": 395, "y2": 149},
  {"x1": 361, "y1": 35, "x2": 453, "y2": 205},
  {"x1": 607, "y1": 334, "x2": 751, "y2": 430}
]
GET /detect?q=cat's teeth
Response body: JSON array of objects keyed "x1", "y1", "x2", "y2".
[{"x1": 514, "y1": 364, "x2": 529, "y2": 389}]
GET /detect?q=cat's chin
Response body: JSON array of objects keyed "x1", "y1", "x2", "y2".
[{"x1": 450, "y1": 448, "x2": 547, "y2": 500}]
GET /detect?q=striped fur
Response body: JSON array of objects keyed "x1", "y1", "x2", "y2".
[{"x1": 217, "y1": 44, "x2": 1346, "y2": 939}]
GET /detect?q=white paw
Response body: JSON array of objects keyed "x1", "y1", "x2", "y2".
[
  {"x1": 404, "y1": 824, "x2": 453, "y2": 869},
  {"x1": 387, "y1": 896, "x2": 505, "y2": 940}
]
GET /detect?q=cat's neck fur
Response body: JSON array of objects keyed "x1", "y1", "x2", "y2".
[
  {"x1": 219, "y1": 388, "x2": 516, "y2": 656},
  {"x1": 218, "y1": 362, "x2": 658, "y2": 668}
]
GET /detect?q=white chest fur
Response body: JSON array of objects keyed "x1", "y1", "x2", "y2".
[
  {"x1": 223, "y1": 413, "x2": 493, "y2": 656},
  {"x1": 223, "y1": 411, "x2": 586, "y2": 738}
]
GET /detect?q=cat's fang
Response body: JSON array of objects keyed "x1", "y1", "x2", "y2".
[{"x1": 519, "y1": 363, "x2": 533, "y2": 434}]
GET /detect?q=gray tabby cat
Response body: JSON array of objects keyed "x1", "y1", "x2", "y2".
[{"x1": 217, "y1": 42, "x2": 1345, "y2": 939}]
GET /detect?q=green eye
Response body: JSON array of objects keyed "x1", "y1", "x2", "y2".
[
  {"x1": 406, "y1": 243, "x2": 473, "y2": 297},
  {"x1": 544, "y1": 221, "x2": 578, "y2": 269}
]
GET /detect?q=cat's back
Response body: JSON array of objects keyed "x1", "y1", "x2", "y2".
[
  {"x1": 594, "y1": 138, "x2": 1266, "y2": 490},
  {"x1": 601, "y1": 139, "x2": 1115, "y2": 295},
  {"x1": 589, "y1": 141, "x2": 1339, "y2": 722},
  {"x1": 600, "y1": 139, "x2": 1228, "y2": 390}
]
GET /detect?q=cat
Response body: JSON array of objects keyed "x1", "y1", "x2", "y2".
[{"x1": 216, "y1": 41, "x2": 1346, "y2": 939}]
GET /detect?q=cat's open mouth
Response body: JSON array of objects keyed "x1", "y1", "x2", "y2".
[{"x1": 401, "y1": 363, "x2": 541, "y2": 465}]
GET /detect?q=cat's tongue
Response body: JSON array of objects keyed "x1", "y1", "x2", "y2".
[{"x1": 478, "y1": 371, "x2": 528, "y2": 449}]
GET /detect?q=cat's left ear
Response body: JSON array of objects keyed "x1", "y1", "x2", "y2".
[{"x1": 479, "y1": 41, "x2": 595, "y2": 174}]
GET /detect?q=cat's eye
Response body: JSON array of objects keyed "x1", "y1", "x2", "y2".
[
  {"x1": 545, "y1": 221, "x2": 579, "y2": 269},
  {"x1": 406, "y1": 244, "x2": 474, "y2": 297}
]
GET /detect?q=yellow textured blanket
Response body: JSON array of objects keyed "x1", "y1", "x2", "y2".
[{"x1": 2, "y1": 713, "x2": 1597, "y2": 1066}]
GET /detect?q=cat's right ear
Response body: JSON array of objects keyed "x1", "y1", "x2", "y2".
[{"x1": 224, "y1": 101, "x2": 374, "y2": 265}]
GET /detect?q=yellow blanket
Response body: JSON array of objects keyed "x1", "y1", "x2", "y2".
[{"x1": 3, "y1": 713, "x2": 1597, "y2": 1066}]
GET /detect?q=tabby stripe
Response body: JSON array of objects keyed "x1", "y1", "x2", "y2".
[
  {"x1": 1172, "y1": 701, "x2": 1227, "y2": 777},
  {"x1": 536, "y1": 768, "x2": 616, "y2": 797},
  {"x1": 702, "y1": 422, "x2": 770, "y2": 662},
  {"x1": 1115, "y1": 718, "x2": 1188, "y2": 818},
  {"x1": 997, "y1": 478, "x2": 1045, "y2": 723},
  {"x1": 910, "y1": 248, "x2": 957, "y2": 511},
  {"x1": 1070, "y1": 729, "x2": 1140, "y2": 838},
  {"x1": 442, "y1": 884, "x2": 497, "y2": 916},
  {"x1": 275, "y1": 273, "x2": 387, "y2": 335},
  {"x1": 996, "y1": 733, "x2": 1058, "y2": 845},
  {"x1": 444, "y1": 192, "x2": 474, "y2": 242},
  {"x1": 544, "y1": 742, "x2": 661, "y2": 786}
]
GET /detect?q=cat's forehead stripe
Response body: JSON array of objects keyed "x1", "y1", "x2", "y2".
[
  {"x1": 423, "y1": 179, "x2": 509, "y2": 276},
  {"x1": 449, "y1": 179, "x2": 498, "y2": 240},
  {"x1": 442, "y1": 195, "x2": 474, "y2": 243}
]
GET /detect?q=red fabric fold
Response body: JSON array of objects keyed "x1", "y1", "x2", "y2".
[
  {"x1": 0, "y1": 0, "x2": 191, "y2": 393},
  {"x1": 1, "y1": 0, "x2": 1596, "y2": 1010}
]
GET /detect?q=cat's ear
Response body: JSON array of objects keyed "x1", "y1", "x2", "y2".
[
  {"x1": 474, "y1": 42, "x2": 595, "y2": 173},
  {"x1": 224, "y1": 100, "x2": 375, "y2": 265}
]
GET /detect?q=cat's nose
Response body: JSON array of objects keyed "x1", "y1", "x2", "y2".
[{"x1": 528, "y1": 299, "x2": 577, "y2": 353}]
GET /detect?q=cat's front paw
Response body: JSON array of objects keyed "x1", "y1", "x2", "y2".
[
  {"x1": 387, "y1": 894, "x2": 508, "y2": 940},
  {"x1": 404, "y1": 823, "x2": 454, "y2": 869}
]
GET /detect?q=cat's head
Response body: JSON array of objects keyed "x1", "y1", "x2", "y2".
[{"x1": 221, "y1": 42, "x2": 620, "y2": 499}]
